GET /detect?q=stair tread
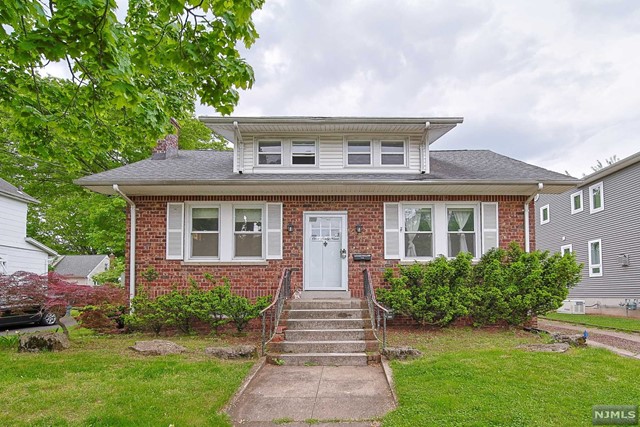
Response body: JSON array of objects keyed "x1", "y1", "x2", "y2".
[
  {"x1": 281, "y1": 340, "x2": 374, "y2": 344},
  {"x1": 277, "y1": 352, "x2": 368, "y2": 356},
  {"x1": 287, "y1": 328, "x2": 371, "y2": 332}
]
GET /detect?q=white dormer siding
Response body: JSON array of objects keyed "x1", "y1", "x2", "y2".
[{"x1": 238, "y1": 134, "x2": 425, "y2": 174}]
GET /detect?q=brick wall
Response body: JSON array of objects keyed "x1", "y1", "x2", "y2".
[{"x1": 125, "y1": 195, "x2": 533, "y2": 299}]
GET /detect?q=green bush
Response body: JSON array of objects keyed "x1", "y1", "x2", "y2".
[
  {"x1": 380, "y1": 243, "x2": 582, "y2": 327},
  {"x1": 222, "y1": 293, "x2": 271, "y2": 333},
  {"x1": 124, "y1": 290, "x2": 166, "y2": 335}
]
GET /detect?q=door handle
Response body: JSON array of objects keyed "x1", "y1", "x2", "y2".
[{"x1": 340, "y1": 249, "x2": 347, "y2": 259}]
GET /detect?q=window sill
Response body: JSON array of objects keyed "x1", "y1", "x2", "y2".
[{"x1": 180, "y1": 261, "x2": 269, "y2": 266}]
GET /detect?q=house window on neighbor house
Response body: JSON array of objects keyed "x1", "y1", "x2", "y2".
[
  {"x1": 291, "y1": 141, "x2": 316, "y2": 165},
  {"x1": 571, "y1": 191, "x2": 583, "y2": 214},
  {"x1": 560, "y1": 244, "x2": 573, "y2": 255},
  {"x1": 589, "y1": 182, "x2": 604, "y2": 213},
  {"x1": 0, "y1": 256, "x2": 7, "y2": 274},
  {"x1": 234, "y1": 208, "x2": 263, "y2": 258},
  {"x1": 588, "y1": 239, "x2": 602, "y2": 277},
  {"x1": 257, "y1": 141, "x2": 282, "y2": 165},
  {"x1": 447, "y1": 207, "x2": 476, "y2": 258},
  {"x1": 403, "y1": 206, "x2": 433, "y2": 259},
  {"x1": 190, "y1": 207, "x2": 219, "y2": 258},
  {"x1": 540, "y1": 205, "x2": 550, "y2": 225},
  {"x1": 347, "y1": 141, "x2": 372, "y2": 165},
  {"x1": 380, "y1": 141, "x2": 405, "y2": 165}
]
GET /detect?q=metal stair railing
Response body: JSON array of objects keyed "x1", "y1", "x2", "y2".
[
  {"x1": 363, "y1": 268, "x2": 389, "y2": 350},
  {"x1": 260, "y1": 268, "x2": 291, "y2": 356}
]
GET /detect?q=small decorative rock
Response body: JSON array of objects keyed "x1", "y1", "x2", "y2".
[
  {"x1": 130, "y1": 340, "x2": 187, "y2": 356},
  {"x1": 517, "y1": 343, "x2": 570, "y2": 353},
  {"x1": 204, "y1": 345, "x2": 257, "y2": 359},
  {"x1": 382, "y1": 346, "x2": 422, "y2": 360},
  {"x1": 19, "y1": 332, "x2": 70, "y2": 352},
  {"x1": 551, "y1": 333, "x2": 587, "y2": 347}
]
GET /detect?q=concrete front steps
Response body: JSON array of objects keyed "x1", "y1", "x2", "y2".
[{"x1": 267, "y1": 298, "x2": 380, "y2": 366}]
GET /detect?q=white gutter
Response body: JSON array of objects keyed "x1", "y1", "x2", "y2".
[
  {"x1": 113, "y1": 184, "x2": 136, "y2": 303},
  {"x1": 524, "y1": 183, "x2": 543, "y2": 252}
]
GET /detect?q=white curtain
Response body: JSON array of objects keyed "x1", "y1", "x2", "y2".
[
  {"x1": 405, "y1": 209, "x2": 422, "y2": 257},
  {"x1": 452, "y1": 210, "x2": 471, "y2": 253}
]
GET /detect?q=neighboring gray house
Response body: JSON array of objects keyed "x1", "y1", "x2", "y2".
[
  {"x1": 0, "y1": 177, "x2": 58, "y2": 275},
  {"x1": 536, "y1": 151, "x2": 640, "y2": 317},
  {"x1": 53, "y1": 254, "x2": 111, "y2": 286}
]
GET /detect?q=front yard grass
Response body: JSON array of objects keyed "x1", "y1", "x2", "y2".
[
  {"x1": 542, "y1": 312, "x2": 640, "y2": 333},
  {"x1": 0, "y1": 328, "x2": 256, "y2": 426},
  {"x1": 383, "y1": 328, "x2": 640, "y2": 427}
]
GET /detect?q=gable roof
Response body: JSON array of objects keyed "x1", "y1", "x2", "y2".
[
  {"x1": 75, "y1": 149, "x2": 578, "y2": 196},
  {"x1": 0, "y1": 177, "x2": 39, "y2": 203},
  {"x1": 54, "y1": 255, "x2": 109, "y2": 278}
]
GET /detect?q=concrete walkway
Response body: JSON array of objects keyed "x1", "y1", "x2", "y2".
[{"x1": 229, "y1": 364, "x2": 395, "y2": 426}]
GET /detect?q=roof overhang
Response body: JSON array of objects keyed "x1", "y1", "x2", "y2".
[
  {"x1": 199, "y1": 116, "x2": 464, "y2": 145},
  {"x1": 82, "y1": 179, "x2": 578, "y2": 197},
  {"x1": 581, "y1": 150, "x2": 640, "y2": 186},
  {"x1": 25, "y1": 237, "x2": 59, "y2": 256}
]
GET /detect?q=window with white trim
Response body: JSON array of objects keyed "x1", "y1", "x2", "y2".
[
  {"x1": 540, "y1": 205, "x2": 550, "y2": 225},
  {"x1": 380, "y1": 141, "x2": 405, "y2": 165},
  {"x1": 257, "y1": 141, "x2": 282, "y2": 165},
  {"x1": 589, "y1": 182, "x2": 604, "y2": 213},
  {"x1": 189, "y1": 207, "x2": 220, "y2": 259},
  {"x1": 234, "y1": 207, "x2": 263, "y2": 258},
  {"x1": 172, "y1": 202, "x2": 282, "y2": 262},
  {"x1": 403, "y1": 206, "x2": 433, "y2": 258},
  {"x1": 570, "y1": 191, "x2": 583, "y2": 214},
  {"x1": 447, "y1": 207, "x2": 476, "y2": 257},
  {"x1": 0, "y1": 256, "x2": 7, "y2": 274},
  {"x1": 347, "y1": 141, "x2": 372, "y2": 165},
  {"x1": 291, "y1": 141, "x2": 316, "y2": 165},
  {"x1": 560, "y1": 244, "x2": 572, "y2": 255},
  {"x1": 588, "y1": 238, "x2": 602, "y2": 277}
]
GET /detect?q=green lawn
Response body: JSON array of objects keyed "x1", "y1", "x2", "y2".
[
  {"x1": 542, "y1": 312, "x2": 640, "y2": 333},
  {"x1": 383, "y1": 328, "x2": 640, "y2": 427},
  {"x1": 0, "y1": 328, "x2": 255, "y2": 426}
]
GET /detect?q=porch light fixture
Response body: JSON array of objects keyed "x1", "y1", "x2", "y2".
[
  {"x1": 287, "y1": 223, "x2": 294, "y2": 233},
  {"x1": 355, "y1": 224, "x2": 363, "y2": 234}
]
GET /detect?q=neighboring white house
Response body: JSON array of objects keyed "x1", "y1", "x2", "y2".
[
  {"x1": 53, "y1": 255, "x2": 111, "y2": 286},
  {"x1": 0, "y1": 177, "x2": 58, "y2": 275}
]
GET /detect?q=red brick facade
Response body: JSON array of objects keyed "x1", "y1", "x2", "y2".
[{"x1": 126, "y1": 195, "x2": 535, "y2": 299}]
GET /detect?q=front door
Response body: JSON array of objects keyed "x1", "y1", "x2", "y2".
[{"x1": 304, "y1": 212, "x2": 348, "y2": 290}]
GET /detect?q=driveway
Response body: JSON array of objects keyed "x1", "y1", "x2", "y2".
[{"x1": 0, "y1": 315, "x2": 77, "y2": 336}]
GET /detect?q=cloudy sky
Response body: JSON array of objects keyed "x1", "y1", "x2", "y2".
[{"x1": 197, "y1": 0, "x2": 640, "y2": 177}]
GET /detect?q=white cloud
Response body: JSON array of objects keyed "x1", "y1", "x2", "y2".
[{"x1": 197, "y1": 0, "x2": 640, "y2": 176}]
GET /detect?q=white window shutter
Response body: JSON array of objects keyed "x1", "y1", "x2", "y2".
[
  {"x1": 384, "y1": 203, "x2": 401, "y2": 259},
  {"x1": 481, "y1": 202, "x2": 499, "y2": 254},
  {"x1": 166, "y1": 203, "x2": 184, "y2": 260},
  {"x1": 266, "y1": 203, "x2": 283, "y2": 259}
]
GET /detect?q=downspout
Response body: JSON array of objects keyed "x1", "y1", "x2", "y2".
[
  {"x1": 524, "y1": 182, "x2": 543, "y2": 253},
  {"x1": 113, "y1": 184, "x2": 136, "y2": 304},
  {"x1": 420, "y1": 121, "x2": 431, "y2": 174}
]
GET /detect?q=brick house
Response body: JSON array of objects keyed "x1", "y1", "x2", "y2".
[{"x1": 76, "y1": 117, "x2": 578, "y2": 301}]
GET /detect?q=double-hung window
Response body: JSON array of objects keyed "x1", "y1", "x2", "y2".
[
  {"x1": 381, "y1": 141, "x2": 405, "y2": 165},
  {"x1": 447, "y1": 207, "x2": 476, "y2": 257},
  {"x1": 190, "y1": 207, "x2": 219, "y2": 259},
  {"x1": 257, "y1": 141, "x2": 282, "y2": 165},
  {"x1": 589, "y1": 182, "x2": 604, "y2": 213},
  {"x1": 588, "y1": 239, "x2": 602, "y2": 277},
  {"x1": 403, "y1": 206, "x2": 433, "y2": 258},
  {"x1": 291, "y1": 141, "x2": 316, "y2": 165},
  {"x1": 234, "y1": 208, "x2": 263, "y2": 258},
  {"x1": 540, "y1": 205, "x2": 550, "y2": 224},
  {"x1": 347, "y1": 141, "x2": 372, "y2": 165}
]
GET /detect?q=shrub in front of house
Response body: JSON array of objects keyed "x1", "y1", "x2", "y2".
[{"x1": 378, "y1": 243, "x2": 582, "y2": 327}]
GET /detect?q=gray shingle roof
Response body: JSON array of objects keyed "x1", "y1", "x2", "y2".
[
  {"x1": 54, "y1": 255, "x2": 109, "y2": 278},
  {"x1": 75, "y1": 149, "x2": 574, "y2": 186},
  {"x1": 0, "y1": 177, "x2": 39, "y2": 203}
]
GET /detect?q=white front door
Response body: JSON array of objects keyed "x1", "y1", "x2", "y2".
[{"x1": 304, "y1": 212, "x2": 348, "y2": 290}]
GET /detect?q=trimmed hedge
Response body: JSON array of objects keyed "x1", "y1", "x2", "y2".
[{"x1": 378, "y1": 243, "x2": 582, "y2": 327}]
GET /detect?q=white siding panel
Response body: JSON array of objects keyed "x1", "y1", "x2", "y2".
[
  {"x1": 243, "y1": 139, "x2": 255, "y2": 172},
  {"x1": 0, "y1": 245, "x2": 49, "y2": 274},
  {"x1": 0, "y1": 197, "x2": 29, "y2": 248},
  {"x1": 319, "y1": 137, "x2": 344, "y2": 169},
  {"x1": 408, "y1": 135, "x2": 422, "y2": 171}
]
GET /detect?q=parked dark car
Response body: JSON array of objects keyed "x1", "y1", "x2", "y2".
[{"x1": 0, "y1": 304, "x2": 57, "y2": 328}]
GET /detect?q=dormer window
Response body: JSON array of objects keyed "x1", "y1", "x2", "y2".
[
  {"x1": 291, "y1": 141, "x2": 316, "y2": 165},
  {"x1": 258, "y1": 141, "x2": 282, "y2": 165},
  {"x1": 347, "y1": 141, "x2": 372, "y2": 165},
  {"x1": 381, "y1": 141, "x2": 405, "y2": 165}
]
